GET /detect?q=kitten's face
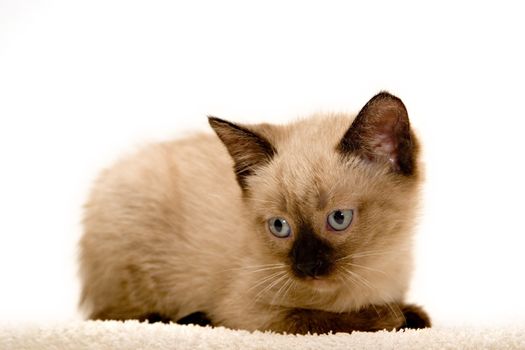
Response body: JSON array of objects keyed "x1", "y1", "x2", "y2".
[
  {"x1": 248, "y1": 145, "x2": 419, "y2": 289},
  {"x1": 210, "y1": 92, "x2": 421, "y2": 294}
]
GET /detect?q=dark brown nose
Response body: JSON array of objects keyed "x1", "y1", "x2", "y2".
[
  {"x1": 289, "y1": 222, "x2": 334, "y2": 278},
  {"x1": 296, "y1": 259, "x2": 329, "y2": 278}
]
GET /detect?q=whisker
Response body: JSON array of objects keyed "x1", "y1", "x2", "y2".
[
  {"x1": 338, "y1": 266, "x2": 366, "y2": 290},
  {"x1": 339, "y1": 266, "x2": 374, "y2": 291},
  {"x1": 380, "y1": 299, "x2": 405, "y2": 325},
  {"x1": 270, "y1": 277, "x2": 292, "y2": 306},
  {"x1": 243, "y1": 265, "x2": 288, "y2": 274},
  {"x1": 248, "y1": 270, "x2": 287, "y2": 292},
  {"x1": 225, "y1": 264, "x2": 286, "y2": 274},
  {"x1": 337, "y1": 267, "x2": 391, "y2": 321},
  {"x1": 337, "y1": 250, "x2": 388, "y2": 261},
  {"x1": 343, "y1": 262, "x2": 386, "y2": 275},
  {"x1": 369, "y1": 303, "x2": 381, "y2": 318},
  {"x1": 281, "y1": 278, "x2": 295, "y2": 304},
  {"x1": 338, "y1": 266, "x2": 404, "y2": 325},
  {"x1": 254, "y1": 273, "x2": 288, "y2": 303}
]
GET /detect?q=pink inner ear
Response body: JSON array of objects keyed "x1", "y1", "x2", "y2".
[
  {"x1": 341, "y1": 92, "x2": 413, "y2": 175},
  {"x1": 371, "y1": 132, "x2": 398, "y2": 162},
  {"x1": 366, "y1": 107, "x2": 402, "y2": 167}
]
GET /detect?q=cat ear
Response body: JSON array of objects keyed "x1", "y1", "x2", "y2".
[
  {"x1": 208, "y1": 117, "x2": 277, "y2": 191},
  {"x1": 338, "y1": 92, "x2": 416, "y2": 176}
]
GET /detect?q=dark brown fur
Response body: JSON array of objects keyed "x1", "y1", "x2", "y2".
[
  {"x1": 208, "y1": 117, "x2": 277, "y2": 191},
  {"x1": 272, "y1": 303, "x2": 431, "y2": 334},
  {"x1": 338, "y1": 91, "x2": 417, "y2": 176}
]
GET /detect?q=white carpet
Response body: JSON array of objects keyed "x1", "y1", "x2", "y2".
[{"x1": 1, "y1": 321, "x2": 524, "y2": 350}]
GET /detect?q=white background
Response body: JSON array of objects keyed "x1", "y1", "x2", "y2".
[{"x1": 1, "y1": 0, "x2": 524, "y2": 326}]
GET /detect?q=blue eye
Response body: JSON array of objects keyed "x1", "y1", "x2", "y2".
[
  {"x1": 268, "y1": 217, "x2": 291, "y2": 238},
  {"x1": 327, "y1": 209, "x2": 354, "y2": 231}
]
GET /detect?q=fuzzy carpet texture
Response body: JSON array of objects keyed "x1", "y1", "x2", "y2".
[{"x1": 1, "y1": 321, "x2": 524, "y2": 350}]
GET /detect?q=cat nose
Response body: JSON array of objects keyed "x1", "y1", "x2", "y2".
[{"x1": 296, "y1": 259, "x2": 327, "y2": 278}]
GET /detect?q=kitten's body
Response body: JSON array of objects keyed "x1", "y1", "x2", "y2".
[{"x1": 80, "y1": 93, "x2": 429, "y2": 333}]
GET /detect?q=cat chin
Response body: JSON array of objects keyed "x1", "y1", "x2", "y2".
[{"x1": 299, "y1": 276, "x2": 339, "y2": 292}]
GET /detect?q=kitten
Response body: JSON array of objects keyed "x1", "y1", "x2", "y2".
[{"x1": 79, "y1": 92, "x2": 431, "y2": 333}]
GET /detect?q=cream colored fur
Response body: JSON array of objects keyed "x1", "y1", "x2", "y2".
[{"x1": 79, "y1": 106, "x2": 421, "y2": 331}]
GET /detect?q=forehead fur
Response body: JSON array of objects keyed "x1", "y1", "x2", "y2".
[{"x1": 247, "y1": 114, "x2": 420, "y2": 219}]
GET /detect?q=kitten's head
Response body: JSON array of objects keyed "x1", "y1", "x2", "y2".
[{"x1": 209, "y1": 92, "x2": 421, "y2": 299}]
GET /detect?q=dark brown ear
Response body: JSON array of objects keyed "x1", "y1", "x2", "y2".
[
  {"x1": 208, "y1": 117, "x2": 277, "y2": 191},
  {"x1": 338, "y1": 92, "x2": 416, "y2": 176}
]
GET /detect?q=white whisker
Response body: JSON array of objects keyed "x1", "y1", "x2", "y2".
[
  {"x1": 339, "y1": 266, "x2": 374, "y2": 290},
  {"x1": 248, "y1": 270, "x2": 287, "y2": 292},
  {"x1": 270, "y1": 277, "x2": 292, "y2": 306},
  {"x1": 281, "y1": 278, "x2": 295, "y2": 304},
  {"x1": 225, "y1": 263, "x2": 286, "y2": 274},
  {"x1": 343, "y1": 262, "x2": 386, "y2": 275},
  {"x1": 254, "y1": 273, "x2": 288, "y2": 303}
]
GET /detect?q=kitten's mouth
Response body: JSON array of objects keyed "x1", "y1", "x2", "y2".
[{"x1": 301, "y1": 276, "x2": 337, "y2": 290}]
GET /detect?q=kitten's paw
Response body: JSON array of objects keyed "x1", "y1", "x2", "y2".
[
  {"x1": 140, "y1": 313, "x2": 173, "y2": 324},
  {"x1": 176, "y1": 312, "x2": 213, "y2": 327},
  {"x1": 400, "y1": 304, "x2": 431, "y2": 329}
]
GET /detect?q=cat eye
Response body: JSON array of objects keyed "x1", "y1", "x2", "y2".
[
  {"x1": 268, "y1": 217, "x2": 291, "y2": 238},
  {"x1": 327, "y1": 209, "x2": 354, "y2": 231}
]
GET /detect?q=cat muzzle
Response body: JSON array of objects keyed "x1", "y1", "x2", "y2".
[{"x1": 295, "y1": 259, "x2": 329, "y2": 278}]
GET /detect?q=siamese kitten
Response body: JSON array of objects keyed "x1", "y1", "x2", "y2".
[{"x1": 79, "y1": 92, "x2": 431, "y2": 333}]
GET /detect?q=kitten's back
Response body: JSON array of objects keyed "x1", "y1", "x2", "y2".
[{"x1": 79, "y1": 133, "x2": 244, "y2": 320}]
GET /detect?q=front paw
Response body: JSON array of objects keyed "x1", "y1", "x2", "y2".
[
  {"x1": 176, "y1": 311, "x2": 213, "y2": 327},
  {"x1": 400, "y1": 304, "x2": 431, "y2": 329}
]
